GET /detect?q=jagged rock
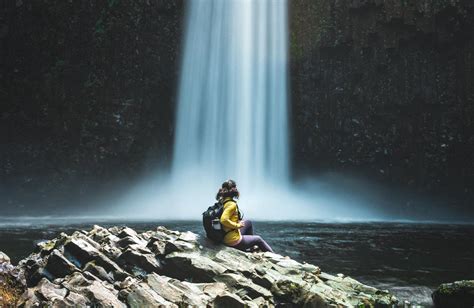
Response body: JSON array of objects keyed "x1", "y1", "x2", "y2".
[
  {"x1": 146, "y1": 238, "x2": 167, "y2": 255},
  {"x1": 178, "y1": 231, "x2": 199, "y2": 242},
  {"x1": 193, "y1": 281, "x2": 228, "y2": 298},
  {"x1": 35, "y1": 278, "x2": 67, "y2": 302},
  {"x1": 63, "y1": 238, "x2": 101, "y2": 267},
  {"x1": 147, "y1": 273, "x2": 210, "y2": 306},
  {"x1": 18, "y1": 288, "x2": 41, "y2": 307},
  {"x1": 117, "y1": 236, "x2": 146, "y2": 249},
  {"x1": 0, "y1": 251, "x2": 11, "y2": 264},
  {"x1": 88, "y1": 225, "x2": 113, "y2": 243},
  {"x1": 14, "y1": 225, "x2": 398, "y2": 307},
  {"x1": 164, "y1": 239, "x2": 196, "y2": 254},
  {"x1": 50, "y1": 291, "x2": 90, "y2": 307},
  {"x1": 432, "y1": 280, "x2": 474, "y2": 308},
  {"x1": 164, "y1": 251, "x2": 227, "y2": 282},
  {"x1": 61, "y1": 272, "x2": 92, "y2": 289},
  {"x1": 76, "y1": 280, "x2": 125, "y2": 308},
  {"x1": 246, "y1": 296, "x2": 271, "y2": 308},
  {"x1": 83, "y1": 261, "x2": 114, "y2": 283},
  {"x1": 44, "y1": 250, "x2": 77, "y2": 279},
  {"x1": 63, "y1": 237, "x2": 124, "y2": 277},
  {"x1": 117, "y1": 276, "x2": 138, "y2": 289},
  {"x1": 118, "y1": 249, "x2": 161, "y2": 274},
  {"x1": 0, "y1": 251, "x2": 16, "y2": 278},
  {"x1": 127, "y1": 282, "x2": 177, "y2": 308},
  {"x1": 118, "y1": 227, "x2": 139, "y2": 239},
  {"x1": 215, "y1": 272, "x2": 273, "y2": 300},
  {"x1": 214, "y1": 292, "x2": 247, "y2": 308}
]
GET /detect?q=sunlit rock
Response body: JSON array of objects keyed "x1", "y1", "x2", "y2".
[
  {"x1": 0, "y1": 251, "x2": 10, "y2": 265},
  {"x1": 127, "y1": 282, "x2": 176, "y2": 308}
]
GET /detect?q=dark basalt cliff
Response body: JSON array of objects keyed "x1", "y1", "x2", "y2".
[
  {"x1": 1, "y1": 0, "x2": 473, "y2": 214},
  {"x1": 289, "y1": 0, "x2": 474, "y2": 210},
  {"x1": 0, "y1": 0, "x2": 184, "y2": 213}
]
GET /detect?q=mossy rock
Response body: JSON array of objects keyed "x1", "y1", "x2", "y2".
[{"x1": 432, "y1": 280, "x2": 474, "y2": 308}]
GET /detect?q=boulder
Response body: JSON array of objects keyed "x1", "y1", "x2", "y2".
[
  {"x1": 116, "y1": 236, "x2": 147, "y2": 249},
  {"x1": 0, "y1": 251, "x2": 11, "y2": 264},
  {"x1": 118, "y1": 249, "x2": 161, "y2": 274},
  {"x1": 432, "y1": 280, "x2": 474, "y2": 308},
  {"x1": 88, "y1": 225, "x2": 113, "y2": 243},
  {"x1": 44, "y1": 250, "x2": 77, "y2": 279},
  {"x1": 118, "y1": 227, "x2": 139, "y2": 239},
  {"x1": 63, "y1": 238, "x2": 100, "y2": 267}
]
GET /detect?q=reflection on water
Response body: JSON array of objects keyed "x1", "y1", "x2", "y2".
[{"x1": 1, "y1": 219, "x2": 473, "y2": 306}]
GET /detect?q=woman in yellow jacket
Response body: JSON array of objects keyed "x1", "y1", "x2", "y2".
[{"x1": 217, "y1": 180, "x2": 273, "y2": 252}]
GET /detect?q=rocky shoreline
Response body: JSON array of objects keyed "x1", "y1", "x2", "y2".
[
  {"x1": 0, "y1": 225, "x2": 398, "y2": 307},
  {"x1": 0, "y1": 225, "x2": 471, "y2": 307}
]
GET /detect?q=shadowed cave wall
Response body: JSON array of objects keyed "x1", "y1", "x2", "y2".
[{"x1": 0, "y1": 0, "x2": 473, "y2": 215}]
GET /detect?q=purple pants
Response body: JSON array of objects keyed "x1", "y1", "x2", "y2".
[{"x1": 232, "y1": 220, "x2": 273, "y2": 253}]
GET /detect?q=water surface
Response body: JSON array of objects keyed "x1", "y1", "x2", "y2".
[{"x1": 1, "y1": 219, "x2": 473, "y2": 306}]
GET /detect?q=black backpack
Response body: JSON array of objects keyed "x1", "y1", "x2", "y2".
[{"x1": 202, "y1": 199, "x2": 243, "y2": 243}]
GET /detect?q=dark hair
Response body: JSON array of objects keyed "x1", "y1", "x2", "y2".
[{"x1": 215, "y1": 179, "x2": 240, "y2": 200}]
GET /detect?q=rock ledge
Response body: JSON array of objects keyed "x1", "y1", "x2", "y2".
[{"x1": 14, "y1": 225, "x2": 398, "y2": 307}]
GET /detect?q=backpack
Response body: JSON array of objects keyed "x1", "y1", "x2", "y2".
[{"x1": 202, "y1": 199, "x2": 243, "y2": 243}]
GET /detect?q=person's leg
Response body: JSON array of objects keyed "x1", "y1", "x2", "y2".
[
  {"x1": 239, "y1": 220, "x2": 254, "y2": 236},
  {"x1": 234, "y1": 235, "x2": 273, "y2": 253}
]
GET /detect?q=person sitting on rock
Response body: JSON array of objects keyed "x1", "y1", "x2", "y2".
[{"x1": 217, "y1": 179, "x2": 273, "y2": 253}]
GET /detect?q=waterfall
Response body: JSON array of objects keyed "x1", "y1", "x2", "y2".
[
  {"x1": 116, "y1": 0, "x2": 387, "y2": 221},
  {"x1": 172, "y1": 0, "x2": 289, "y2": 193}
]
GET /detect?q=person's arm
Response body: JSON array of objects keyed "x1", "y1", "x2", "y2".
[{"x1": 220, "y1": 202, "x2": 241, "y2": 229}]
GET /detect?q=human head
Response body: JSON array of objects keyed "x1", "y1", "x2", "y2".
[{"x1": 215, "y1": 179, "x2": 240, "y2": 200}]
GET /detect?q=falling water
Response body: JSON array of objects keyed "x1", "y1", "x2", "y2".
[
  {"x1": 172, "y1": 0, "x2": 289, "y2": 192},
  {"x1": 114, "y1": 0, "x2": 387, "y2": 221}
]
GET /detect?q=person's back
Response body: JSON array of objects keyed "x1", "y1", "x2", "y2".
[
  {"x1": 220, "y1": 197, "x2": 241, "y2": 246},
  {"x1": 217, "y1": 180, "x2": 273, "y2": 253}
]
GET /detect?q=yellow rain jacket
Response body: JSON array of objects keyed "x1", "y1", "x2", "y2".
[{"x1": 220, "y1": 197, "x2": 241, "y2": 245}]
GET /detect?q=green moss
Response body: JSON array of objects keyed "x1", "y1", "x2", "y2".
[
  {"x1": 108, "y1": 0, "x2": 119, "y2": 8},
  {"x1": 95, "y1": 17, "x2": 106, "y2": 35},
  {"x1": 290, "y1": 32, "x2": 303, "y2": 59}
]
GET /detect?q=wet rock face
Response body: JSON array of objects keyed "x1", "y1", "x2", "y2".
[
  {"x1": 290, "y1": 0, "x2": 474, "y2": 207},
  {"x1": 0, "y1": 0, "x2": 184, "y2": 213},
  {"x1": 16, "y1": 225, "x2": 399, "y2": 307},
  {"x1": 432, "y1": 280, "x2": 474, "y2": 308}
]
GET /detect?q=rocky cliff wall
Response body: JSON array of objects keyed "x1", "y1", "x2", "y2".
[
  {"x1": 0, "y1": 0, "x2": 183, "y2": 213},
  {"x1": 290, "y1": 0, "x2": 474, "y2": 210}
]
